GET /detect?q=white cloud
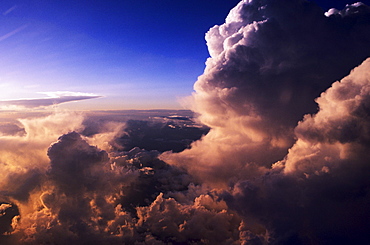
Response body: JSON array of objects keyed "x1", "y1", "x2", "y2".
[{"x1": 0, "y1": 91, "x2": 102, "y2": 109}]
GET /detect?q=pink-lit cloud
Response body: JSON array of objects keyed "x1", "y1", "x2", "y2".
[{"x1": 164, "y1": 0, "x2": 370, "y2": 184}]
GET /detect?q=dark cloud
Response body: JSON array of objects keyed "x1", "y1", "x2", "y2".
[
  {"x1": 223, "y1": 169, "x2": 370, "y2": 244},
  {"x1": 47, "y1": 131, "x2": 109, "y2": 195},
  {"x1": 0, "y1": 203, "x2": 19, "y2": 235},
  {"x1": 114, "y1": 119, "x2": 209, "y2": 153},
  {"x1": 0, "y1": 169, "x2": 42, "y2": 202},
  {"x1": 79, "y1": 110, "x2": 208, "y2": 153}
]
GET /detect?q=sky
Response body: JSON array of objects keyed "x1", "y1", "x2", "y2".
[
  {"x1": 0, "y1": 0, "x2": 362, "y2": 110},
  {"x1": 0, "y1": 0, "x2": 241, "y2": 110}
]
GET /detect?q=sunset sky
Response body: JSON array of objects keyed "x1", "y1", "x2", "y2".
[{"x1": 0, "y1": 0, "x2": 355, "y2": 110}]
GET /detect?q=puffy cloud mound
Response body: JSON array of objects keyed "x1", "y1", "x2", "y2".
[
  {"x1": 6, "y1": 131, "x2": 242, "y2": 244},
  {"x1": 134, "y1": 193, "x2": 240, "y2": 244},
  {"x1": 223, "y1": 58, "x2": 370, "y2": 244},
  {"x1": 0, "y1": 111, "x2": 241, "y2": 244},
  {"x1": 285, "y1": 57, "x2": 370, "y2": 175},
  {"x1": 164, "y1": 0, "x2": 370, "y2": 184},
  {"x1": 47, "y1": 132, "x2": 109, "y2": 195},
  {"x1": 0, "y1": 112, "x2": 84, "y2": 203}
]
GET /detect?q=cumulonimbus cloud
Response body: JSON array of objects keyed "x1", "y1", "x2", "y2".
[{"x1": 163, "y1": 0, "x2": 370, "y2": 184}]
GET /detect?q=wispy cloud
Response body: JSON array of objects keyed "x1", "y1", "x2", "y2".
[
  {"x1": 0, "y1": 91, "x2": 102, "y2": 109},
  {"x1": 3, "y1": 5, "x2": 17, "y2": 16},
  {"x1": 0, "y1": 24, "x2": 28, "y2": 42}
]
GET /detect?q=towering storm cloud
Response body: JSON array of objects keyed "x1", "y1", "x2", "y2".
[{"x1": 164, "y1": 0, "x2": 370, "y2": 183}]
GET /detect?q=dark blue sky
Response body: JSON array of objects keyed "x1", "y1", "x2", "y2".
[{"x1": 0, "y1": 0, "x2": 367, "y2": 109}]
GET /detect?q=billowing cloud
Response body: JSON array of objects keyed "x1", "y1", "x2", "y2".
[
  {"x1": 163, "y1": 0, "x2": 370, "y2": 184},
  {"x1": 0, "y1": 126, "x2": 239, "y2": 244},
  {"x1": 285, "y1": 57, "x2": 370, "y2": 175},
  {"x1": 0, "y1": 112, "x2": 84, "y2": 206},
  {"x1": 0, "y1": 111, "x2": 226, "y2": 244},
  {"x1": 222, "y1": 58, "x2": 370, "y2": 244},
  {"x1": 0, "y1": 91, "x2": 101, "y2": 109}
]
